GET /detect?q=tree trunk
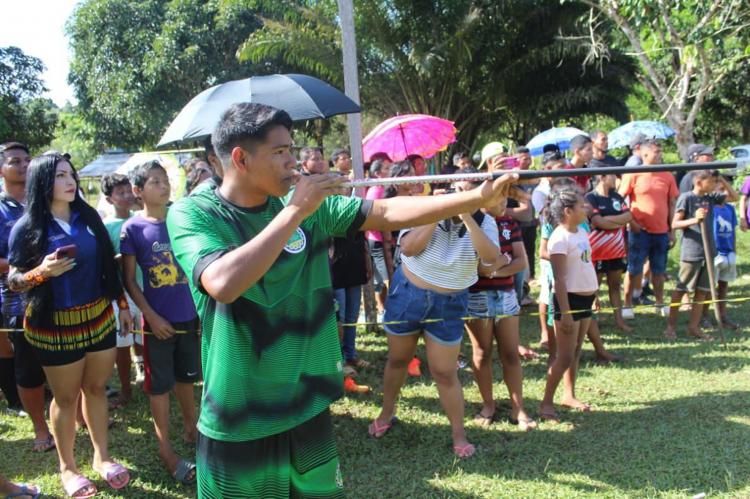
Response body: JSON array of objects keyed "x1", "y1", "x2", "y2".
[{"x1": 672, "y1": 123, "x2": 695, "y2": 161}]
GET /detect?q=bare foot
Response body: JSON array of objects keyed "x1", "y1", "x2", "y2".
[
  {"x1": 518, "y1": 345, "x2": 540, "y2": 360},
  {"x1": 615, "y1": 321, "x2": 633, "y2": 333},
  {"x1": 687, "y1": 327, "x2": 713, "y2": 341},
  {"x1": 595, "y1": 351, "x2": 625, "y2": 364},
  {"x1": 538, "y1": 403, "x2": 560, "y2": 423},
  {"x1": 368, "y1": 414, "x2": 397, "y2": 438},
  {"x1": 663, "y1": 326, "x2": 677, "y2": 341},
  {"x1": 560, "y1": 397, "x2": 591, "y2": 412}
]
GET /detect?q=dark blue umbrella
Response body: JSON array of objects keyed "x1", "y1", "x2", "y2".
[{"x1": 158, "y1": 74, "x2": 361, "y2": 147}]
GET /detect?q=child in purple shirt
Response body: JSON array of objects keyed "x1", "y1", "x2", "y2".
[
  {"x1": 120, "y1": 160, "x2": 199, "y2": 485},
  {"x1": 739, "y1": 176, "x2": 750, "y2": 231}
]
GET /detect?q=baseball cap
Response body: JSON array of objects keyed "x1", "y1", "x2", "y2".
[
  {"x1": 687, "y1": 143, "x2": 715, "y2": 161},
  {"x1": 479, "y1": 142, "x2": 507, "y2": 168}
]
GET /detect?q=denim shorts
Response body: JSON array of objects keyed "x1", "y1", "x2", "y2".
[
  {"x1": 383, "y1": 266, "x2": 468, "y2": 345},
  {"x1": 627, "y1": 230, "x2": 669, "y2": 276},
  {"x1": 467, "y1": 289, "x2": 520, "y2": 319}
]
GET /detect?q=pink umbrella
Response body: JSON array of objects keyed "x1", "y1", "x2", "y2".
[{"x1": 362, "y1": 114, "x2": 457, "y2": 162}]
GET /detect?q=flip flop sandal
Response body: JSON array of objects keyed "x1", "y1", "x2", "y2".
[
  {"x1": 173, "y1": 459, "x2": 197, "y2": 485},
  {"x1": 32, "y1": 434, "x2": 55, "y2": 453},
  {"x1": 539, "y1": 410, "x2": 560, "y2": 424},
  {"x1": 94, "y1": 462, "x2": 130, "y2": 490},
  {"x1": 61, "y1": 474, "x2": 97, "y2": 498},
  {"x1": 473, "y1": 412, "x2": 494, "y2": 427},
  {"x1": 6, "y1": 483, "x2": 41, "y2": 499},
  {"x1": 452, "y1": 443, "x2": 476, "y2": 459},
  {"x1": 368, "y1": 416, "x2": 398, "y2": 439},
  {"x1": 509, "y1": 417, "x2": 538, "y2": 431}
]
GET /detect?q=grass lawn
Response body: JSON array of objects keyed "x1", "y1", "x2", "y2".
[{"x1": 3, "y1": 231, "x2": 750, "y2": 498}]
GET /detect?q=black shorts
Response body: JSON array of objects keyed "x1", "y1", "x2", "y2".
[
  {"x1": 6, "y1": 316, "x2": 46, "y2": 388},
  {"x1": 32, "y1": 329, "x2": 116, "y2": 367},
  {"x1": 143, "y1": 316, "x2": 201, "y2": 395},
  {"x1": 595, "y1": 258, "x2": 627, "y2": 274},
  {"x1": 553, "y1": 293, "x2": 596, "y2": 321},
  {"x1": 197, "y1": 409, "x2": 344, "y2": 498}
]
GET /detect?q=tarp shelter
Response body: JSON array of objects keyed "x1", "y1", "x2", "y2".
[
  {"x1": 78, "y1": 152, "x2": 133, "y2": 178},
  {"x1": 84, "y1": 151, "x2": 190, "y2": 218}
]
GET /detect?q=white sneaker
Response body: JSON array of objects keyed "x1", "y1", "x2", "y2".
[
  {"x1": 621, "y1": 307, "x2": 635, "y2": 320},
  {"x1": 377, "y1": 312, "x2": 386, "y2": 324},
  {"x1": 658, "y1": 305, "x2": 670, "y2": 317}
]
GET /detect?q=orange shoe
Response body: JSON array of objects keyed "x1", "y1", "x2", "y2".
[
  {"x1": 344, "y1": 376, "x2": 370, "y2": 394},
  {"x1": 407, "y1": 357, "x2": 422, "y2": 377}
]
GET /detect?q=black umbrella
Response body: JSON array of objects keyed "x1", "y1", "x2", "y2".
[{"x1": 158, "y1": 74, "x2": 361, "y2": 147}]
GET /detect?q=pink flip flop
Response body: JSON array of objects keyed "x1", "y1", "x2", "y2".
[
  {"x1": 61, "y1": 474, "x2": 97, "y2": 498},
  {"x1": 95, "y1": 462, "x2": 130, "y2": 490},
  {"x1": 452, "y1": 443, "x2": 476, "y2": 459},
  {"x1": 368, "y1": 416, "x2": 398, "y2": 438}
]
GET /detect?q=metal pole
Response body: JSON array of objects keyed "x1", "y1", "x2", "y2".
[
  {"x1": 337, "y1": 0, "x2": 364, "y2": 186},
  {"x1": 338, "y1": 0, "x2": 379, "y2": 332},
  {"x1": 699, "y1": 217, "x2": 725, "y2": 343},
  {"x1": 341, "y1": 160, "x2": 747, "y2": 189}
]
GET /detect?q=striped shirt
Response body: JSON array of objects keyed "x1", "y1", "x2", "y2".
[{"x1": 399, "y1": 212, "x2": 498, "y2": 290}]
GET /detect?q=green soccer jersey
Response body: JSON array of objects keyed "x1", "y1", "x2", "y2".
[{"x1": 167, "y1": 182, "x2": 369, "y2": 442}]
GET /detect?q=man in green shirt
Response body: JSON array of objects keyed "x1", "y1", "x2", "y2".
[{"x1": 167, "y1": 103, "x2": 520, "y2": 498}]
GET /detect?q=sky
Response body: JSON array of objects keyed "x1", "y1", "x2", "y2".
[{"x1": 1, "y1": 0, "x2": 80, "y2": 106}]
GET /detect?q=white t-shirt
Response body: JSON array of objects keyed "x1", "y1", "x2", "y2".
[
  {"x1": 547, "y1": 225, "x2": 598, "y2": 294},
  {"x1": 400, "y1": 213, "x2": 499, "y2": 290}
]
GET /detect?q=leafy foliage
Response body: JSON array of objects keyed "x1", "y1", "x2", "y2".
[
  {"x1": 233, "y1": 0, "x2": 635, "y2": 151},
  {"x1": 67, "y1": 0, "x2": 264, "y2": 149},
  {"x1": 0, "y1": 47, "x2": 58, "y2": 150}
]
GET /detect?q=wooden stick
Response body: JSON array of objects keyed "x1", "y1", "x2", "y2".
[
  {"x1": 342, "y1": 160, "x2": 745, "y2": 189},
  {"x1": 699, "y1": 217, "x2": 725, "y2": 343}
]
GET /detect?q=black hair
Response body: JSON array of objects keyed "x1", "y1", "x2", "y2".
[
  {"x1": 385, "y1": 161, "x2": 415, "y2": 198},
  {"x1": 17, "y1": 153, "x2": 122, "y2": 328},
  {"x1": 542, "y1": 150, "x2": 564, "y2": 165},
  {"x1": 517, "y1": 147, "x2": 530, "y2": 154},
  {"x1": 100, "y1": 173, "x2": 131, "y2": 197},
  {"x1": 330, "y1": 148, "x2": 349, "y2": 164},
  {"x1": 543, "y1": 185, "x2": 581, "y2": 227},
  {"x1": 589, "y1": 130, "x2": 607, "y2": 140},
  {"x1": 211, "y1": 103, "x2": 293, "y2": 164},
  {"x1": 370, "y1": 158, "x2": 389, "y2": 177},
  {"x1": 405, "y1": 154, "x2": 424, "y2": 165},
  {"x1": 299, "y1": 146, "x2": 323, "y2": 163},
  {"x1": 452, "y1": 151, "x2": 470, "y2": 165},
  {"x1": 128, "y1": 160, "x2": 166, "y2": 189},
  {"x1": 370, "y1": 152, "x2": 392, "y2": 163},
  {"x1": 692, "y1": 169, "x2": 719, "y2": 181},
  {"x1": 542, "y1": 143, "x2": 560, "y2": 154},
  {"x1": 570, "y1": 134, "x2": 592, "y2": 152},
  {"x1": 0, "y1": 141, "x2": 30, "y2": 161}
]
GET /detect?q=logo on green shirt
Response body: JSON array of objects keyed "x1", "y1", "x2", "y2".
[{"x1": 284, "y1": 227, "x2": 307, "y2": 254}]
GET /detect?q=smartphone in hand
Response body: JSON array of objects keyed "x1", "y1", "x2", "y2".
[{"x1": 54, "y1": 244, "x2": 77, "y2": 260}]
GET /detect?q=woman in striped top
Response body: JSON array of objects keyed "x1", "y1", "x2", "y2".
[{"x1": 368, "y1": 176, "x2": 502, "y2": 459}]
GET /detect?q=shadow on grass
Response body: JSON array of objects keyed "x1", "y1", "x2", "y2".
[
  {"x1": 335, "y1": 391, "x2": 750, "y2": 498},
  {"x1": 0, "y1": 388, "x2": 198, "y2": 499}
]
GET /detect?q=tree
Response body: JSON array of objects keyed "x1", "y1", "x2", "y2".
[
  {"x1": 67, "y1": 0, "x2": 265, "y2": 149},
  {"x1": 0, "y1": 47, "x2": 58, "y2": 150},
  {"x1": 575, "y1": 0, "x2": 750, "y2": 158},
  {"x1": 233, "y1": 0, "x2": 634, "y2": 152}
]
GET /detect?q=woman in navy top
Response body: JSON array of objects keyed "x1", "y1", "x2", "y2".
[{"x1": 8, "y1": 153, "x2": 132, "y2": 497}]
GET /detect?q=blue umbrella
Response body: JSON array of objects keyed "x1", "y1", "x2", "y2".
[
  {"x1": 158, "y1": 74, "x2": 361, "y2": 147},
  {"x1": 608, "y1": 121, "x2": 675, "y2": 149},
  {"x1": 525, "y1": 127, "x2": 588, "y2": 156}
]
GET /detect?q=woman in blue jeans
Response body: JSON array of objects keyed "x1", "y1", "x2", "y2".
[{"x1": 368, "y1": 175, "x2": 502, "y2": 459}]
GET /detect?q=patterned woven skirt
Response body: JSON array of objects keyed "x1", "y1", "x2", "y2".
[{"x1": 24, "y1": 297, "x2": 116, "y2": 351}]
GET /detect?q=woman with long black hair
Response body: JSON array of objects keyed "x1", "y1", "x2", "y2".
[{"x1": 8, "y1": 153, "x2": 132, "y2": 498}]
